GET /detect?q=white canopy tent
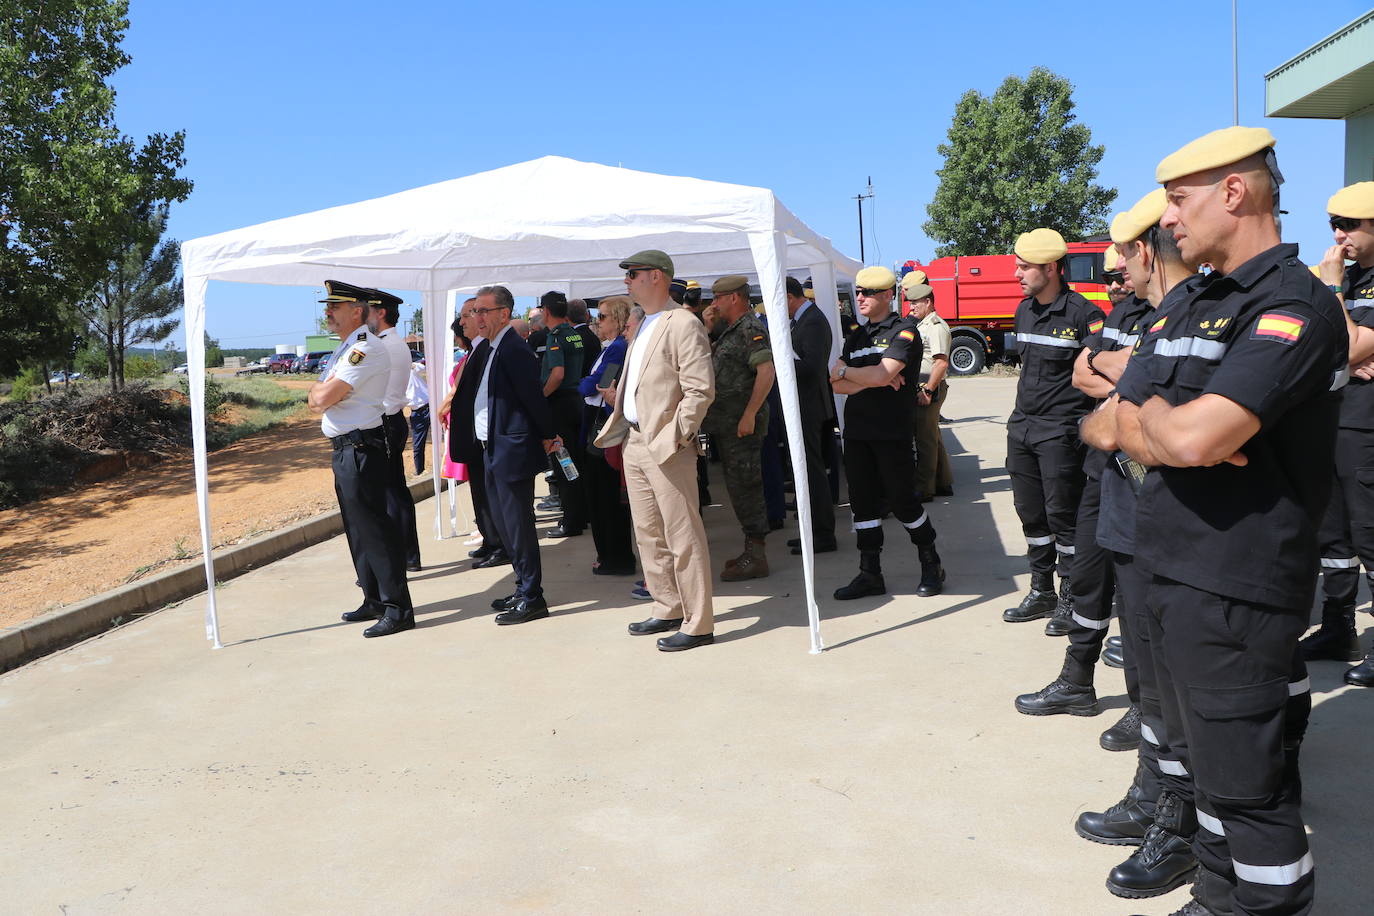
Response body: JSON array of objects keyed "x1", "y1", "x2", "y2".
[{"x1": 181, "y1": 156, "x2": 860, "y2": 654}]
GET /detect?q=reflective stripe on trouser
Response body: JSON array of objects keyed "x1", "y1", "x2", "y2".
[
  {"x1": 1065, "y1": 477, "x2": 1117, "y2": 673},
  {"x1": 1149, "y1": 574, "x2": 1313, "y2": 915},
  {"x1": 1318, "y1": 426, "x2": 1374, "y2": 605},
  {"x1": 844, "y1": 437, "x2": 933, "y2": 551},
  {"x1": 1139, "y1": 562, "x2": 1194, "y2": 805},
  {"x1": 1108, "y1": 551, "x2": 1160, "y2": 812},
  {"x1": 1006, "y1": 428, "x2": 1086, "y2": 581}
]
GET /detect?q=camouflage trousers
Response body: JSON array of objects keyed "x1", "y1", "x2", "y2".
[{"x1": 706, "y1": 408, "x2": 770, "y2": 539}]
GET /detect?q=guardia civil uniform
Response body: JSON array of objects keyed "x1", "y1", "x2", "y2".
[
  {"x1": 542, "y1": 320, "x2": 589, "y2": 535},
  {"x1": 1116, "y1": 128, "x2": 1339, "y2": 916},
  {"x1": 319, "y1": 281, "x2": 414, "y2": 637},
  {"x1": 1003, "y1": 229, "x2": 1104, "y2": 626}
]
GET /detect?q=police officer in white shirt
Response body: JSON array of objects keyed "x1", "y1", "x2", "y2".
[
  {"x1": 309, "y1": 280, "x2": 415, "y2": 638},
  {"x1": 367, "y1": 289, "x2": 422, "y2": 571}
]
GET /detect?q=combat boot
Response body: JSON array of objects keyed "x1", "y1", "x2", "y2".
[
  {"x1": 1077, "y1": 760, "x2": 1154, "y2": 846},
  {"x1": 915, "y1": 543, "x2": 945, "y2": 597},
  {"x1": 1299, "y1": 600, "x2": 1361, "y2": 662},
  {"x1": 1106, "y1": 790, "x2": 1198, "y2": 899},
  {"x1": 721, "y1": 537, "x2": 769, "y2": 581},
  {"x1": 1003, "y1": 574, "x2": 1057, "y2": 622},
  {"x1": 835, "y1": 550, "x2": 885, "y2": 600},
  {"x1": 1014, "y1": 658, "x2": 1098, "y2": 716},
  {"x1": 1100, "y1": 704, "x2": 1142, "y2": 752},
  {"x1": 1045, "y1": 577, "x2": 1074, "y2": 636}
]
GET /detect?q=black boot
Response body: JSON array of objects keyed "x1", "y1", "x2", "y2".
[
  {"x1": 1045, "y1": 577, "x2": 1074, "y2": 636},
  {"x1": 1345, "y1": 651, "x2": 1374, "y2": 686},
  {"x1": 1300, "y1": 601, "x2": 1361, "y2": 662},
  {"x1": 915, "y1": 543, "x2": 945, "y2": 597},
  {"x1": 1100, "y1": 704, "x2": 1142, "y2": 752},
  {"x1": 1102, "y1": 641, "x2": 1126, "y2": 669},
  {"x1": 1077, "y1": 760, "x2": 1154, "y2": 846},
  {"x1": 1004, "y1": 574, "x2": 1057, "y2": 622},
  {"x1": 1014, "y1": 659, "x2": 1098, "y2": 716},
  {"x1": 1106, "y1": 790, "x2": 1198, "y2": 899},
  {"x1": 835, "y1": 550, "x2": 885, "y2": 600}
]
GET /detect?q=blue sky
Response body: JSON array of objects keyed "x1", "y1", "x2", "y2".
[{"x1": 110, "y1": 0, "x2": 1369, "y2": 350}]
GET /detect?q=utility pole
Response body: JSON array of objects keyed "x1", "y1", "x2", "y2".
[
  {"x1": 1232, "y1": 0, "x2": 1239, "y2": 125},
  {"x1": 854, "y1": 177, "x2": 874, "y2": 263}
]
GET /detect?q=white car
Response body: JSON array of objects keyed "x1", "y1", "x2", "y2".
[
  {"x1": 49, "y1": 370, "x2": 82, "y2": 383},
  {"x1": 172, "y1": 364, "x2": 189, "y2": 374}
]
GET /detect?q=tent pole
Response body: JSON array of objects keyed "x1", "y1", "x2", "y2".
[{"x1": 184, "y1": 274, "x2": 222, "y2": 649}]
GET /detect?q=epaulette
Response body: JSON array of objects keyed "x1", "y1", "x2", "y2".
[{"x1": 356, "y1": 331, "x2": 367, "y2": 341}]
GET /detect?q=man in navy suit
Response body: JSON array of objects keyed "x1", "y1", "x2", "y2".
[{"x1": 451, "y1": 285, "x2": 558, "y2": 623}]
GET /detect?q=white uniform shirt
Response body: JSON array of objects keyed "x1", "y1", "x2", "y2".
[
  {"x1": 321, "y1": 329, "x2": 388, "y2": 438},
  {"x1": 376, "y1": 328, "x2": 412, "y2": 414},
  {"x1": 405, "y1": 364, "x2": 429, "y2": 408},
  {"x1": 622, "y1": 311, "x2": 663, "y2": 426},
  {"x1": 474, "y1": 325, "x2": 512, "y2": 443}
]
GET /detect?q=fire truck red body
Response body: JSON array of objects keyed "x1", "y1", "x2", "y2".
[{"x1": 898, "y1": 239, "x2": 1114, "y2": 375}]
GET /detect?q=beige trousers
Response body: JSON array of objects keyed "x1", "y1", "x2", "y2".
[{"x1": 623, "y1": 430, "x2": 714, "y2": 635}]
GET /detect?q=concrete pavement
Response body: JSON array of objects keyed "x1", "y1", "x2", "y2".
[{"x1": 3, "y1": 376, "x2": 1370, "y2": 915}]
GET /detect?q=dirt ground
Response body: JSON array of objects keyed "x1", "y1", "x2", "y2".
[{"x1": 0, "y1": 377, "x2": 430, "y2": 629}]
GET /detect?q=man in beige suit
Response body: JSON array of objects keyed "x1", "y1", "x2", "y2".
[{"x1": 594, "y1": 249, "x2": 717, "y2": 651}]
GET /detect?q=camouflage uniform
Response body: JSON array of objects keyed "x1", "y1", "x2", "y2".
[{"x1": 703, "y1": 311, "x2": 772, "y2": 538}]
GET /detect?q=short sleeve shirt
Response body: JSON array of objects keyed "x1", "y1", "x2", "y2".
[
  {"x1": 841, "y1": 311, "x2": 922, "y2": 440},
  {"x1": 917, "y1": 312, "x2": 952, "y2": 383},
  {"x1": 1339, "y1": 261, "x2": 1374, "y2": 430},
  {"x1": 1124, "y1": 244, "x2": 1347, "y2": 608},
  {"x1": 541, "y1": 323, "x2": 586, "y2": 390},
  {"x1": 376, "y1": 328, "x2": 413, "y2": 414},
  {"x1": 1008, "y1": 288, "x2": 1104, "y2": 441},
  {"x1": 321, "y1": 328, "x2": 388, "y2": 438}
]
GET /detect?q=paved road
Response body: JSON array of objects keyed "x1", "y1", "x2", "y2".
[{"x1": 3, "y1": 376, "x2": 1369, "y2": 914}]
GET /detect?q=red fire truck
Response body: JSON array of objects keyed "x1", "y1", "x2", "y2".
[{"x1": 898, "y1": 238, "x2": 1114, "y2": 375}]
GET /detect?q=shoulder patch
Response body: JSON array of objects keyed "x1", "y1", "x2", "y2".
[
  {"x1": 1150, "y1": 316, "x2": 1168, "y2": 334},
  {"x1": 1252, "y1": 310, "x2": 1305, "y2": 345},
  {"x1": 897, "y1": 329, "x2": 916, "y2": 341},
  {"x1": 348, "y1": 350, "x2": 365, "y2": 365},
  {"x1": 1088, "y1": 319, "x2": 1104, "y2": 334}
]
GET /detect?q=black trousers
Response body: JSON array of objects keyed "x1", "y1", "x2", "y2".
[
  {"x1": 1065, "y1": 477, "x2": 1130, "y2": 697},
  {"x1": 1006, "y1": 427, "x2": 1085, "y2": 585},
  {"x1": 468, "y1": 447, "x2": 504, "y2": 554},
  {"x1": 1145, "y1": 574, "x2": 1314, "y2": 916},
  {"x1": 333, "y1": 435, "x2": 412, "y2": 620},
  {"x1": 1318, "y1": 426, "x2": 1374, "y2": 606},
  {"x1": 1113, "y1": 553, "x2": 1164, "y2": 816},
  {"x1": 843, "y1": 437, "x2": 936, "y2": 551},
  {"x1": 548, "y1": 389, "x2": 587, "y2": 532},
  {"x1": 485, "y1": 456, "x2": 542, "y2": 600},
  {"x1": 382, "y1": 412, "x2": 421, "y2": 567},
  {"x1": 409, "y1": 405, "x2": 430, "y2": 475},
  {"x1": 583, "y1": 406, "x2": 636, "y2": 572},
  {"x1": 788, "y1": 409, "x2": 836, "y2": 544},
  {"x1": 761, "y1": 395, "x2": 786, "y2": 524}
]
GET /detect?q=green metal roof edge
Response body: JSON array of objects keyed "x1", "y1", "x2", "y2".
[{"x1": 1265, "y1": 8, "x2": 1374, "y2": 80}]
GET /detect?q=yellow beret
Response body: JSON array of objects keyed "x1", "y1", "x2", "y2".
[
  {"x1": 803, "y1": 287, "x2": 815, "y2": 299},
  {"x1": 685, "y1": 279, "x2": 701, "y2": 290},
  {"x1": 1013, "y1": 228, "x2": 1068, "y2": 264},
  {"x1": 901, "y1": 270, "x2": 928, "y2": 291},
  {"x1": 1329, "y1": 182, "x2": 1374, "y2": 220},
  {"x1": 1156, "y1": 126, "x2": 1276, "y2": 184},
  {"x1": 1102, "y1": 246, "x2": 1119, "y2": 272},
  {"x1": 855, "y1": 266, "x2": 897, "y2": 290},
  {"x1": 711, "y1": 274, "x2": 750, "y2": 295},
  {"x1": 1110, "y1": 189, "x2": 1167, "y2": 244}
]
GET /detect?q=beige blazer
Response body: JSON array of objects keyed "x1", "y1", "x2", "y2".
[{"x1": 594, "y1": 305, "x2": 715, "y2": 465}]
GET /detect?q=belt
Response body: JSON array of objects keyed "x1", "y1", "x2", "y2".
[
  {"x1": 627, "y1": 420, "x2": 641, "y2": 433},
  {"x1": 330, "y1": 427, "x2": 385, "y2": 450}
]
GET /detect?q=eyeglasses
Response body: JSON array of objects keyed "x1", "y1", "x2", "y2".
[
  {"x1": 625, "y1": 268, "x2": 657, "y2": 279},
  {"x1": 474, "y1": 307, "x2": 508, "y2": 315},
  {"x1": 1331, "y1": 216, "x2": 1363, "y2": 233},
  {"x1": 856, "y1": 287, "x2": 889, "y2": 297}
]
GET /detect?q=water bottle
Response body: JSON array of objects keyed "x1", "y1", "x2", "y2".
[{"x1": 555, "y1": 445, "x2": 579, "y2": 481}]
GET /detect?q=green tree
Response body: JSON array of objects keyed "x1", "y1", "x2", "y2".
[
  {"x1": 0, "y1": 0, "x2": 192, "y2": 376},
  {"x1": 204, "y1": 332, "x2": 223, "y2": 368},
  {"x1": 74, "y1": 208, "x2": 182, "y2": 390},
  {"x1": 923, "y1": 67, "x2": 1116, "y2": 258}
]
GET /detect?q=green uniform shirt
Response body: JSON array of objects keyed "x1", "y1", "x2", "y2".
[{"x1": 540, "y1": 323, "x2": 585, "y2": 390}]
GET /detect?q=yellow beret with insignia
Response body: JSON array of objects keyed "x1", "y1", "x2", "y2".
[
  {"x1": 1110, "y1": 189, "x2": 1167, "y2": 244},
  {"x1": 1329, "y1": 182, "x2": 1374, "y2": 220},
  {"x1": 1155, "y1": 126, "x2": 1276, "y2": 184},
  {"x1": 712, "y1": 274, "x2": 750, "y2": 295},
  {"x1": 855, "y1": 266, "x2": 897, "y2": 290},
  {"x1": 1013, "y1": 228, "x2": 1068, "y2": 264}
]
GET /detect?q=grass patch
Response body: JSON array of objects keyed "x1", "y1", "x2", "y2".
[{"x1": 206, "y1": 376, "x2": 309, "y2": 448}]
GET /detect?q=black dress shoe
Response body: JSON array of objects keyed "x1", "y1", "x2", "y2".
[
  {"x1": 363, "y1": 615, "x2": 415, "y2": 637},
  {"x1": 341, "y1": 606, "x2": 383, "y2": 622},
  {"x1": 1014, "y1": 676, "x2": 1099, "y2": 716},
  {"x1": 657, "y1": 631, "x2": 713, "y2": 651},
  {"x1": 548, "y1": 525, "x2": 583, "y2": 538},
  {"x1": 468, "y1": 545, "x2": 493, "y2": 559},
  {"x1": 472, "y1": 550, "x2": 511, "y2": 569},
  {"x1": 491, "y1": 593, "x2": 520, "y2": 610},
  {"x1": 1102, "y1": 642, "x2": 1126, "y2": 668},
  {"x1": 406, "y1": 562, "x2": 423, "y2": 572},
  {"x1": 768, "y1": 518, "x2": 785, "y2": 531},
  {"x1": 628, "y1": 617, "x2": 683, "y2": 635},
  {"x1": 1100, "y1": 704, "x2": 1142, "y2": 752},
  {"x1": 495, "y1": 597, "x2": 550, "y2": 625},
  {"x1": 790, "y1": 539, "x2": 838, "y2": 555}
]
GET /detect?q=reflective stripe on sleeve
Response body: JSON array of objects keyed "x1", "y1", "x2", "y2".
[
  {"x1": 1015, "y1": 333, "x2": 1079, "y2": 348},
  {"x1": 1026, "y1": 535, "x2": 1055, "y2": 546},
  {"x1": 1321, "y1": 556, "x2": 1359, "y2": 568},
  {"x1": 848, "y1": 346, "x2": 885, "y2": 360},
  {"x1": 1232, "y1": 852, "x2": 1314, "y2": 886},
  {"x1": 1071, "y1": 612, "x2": 1110, "y2": 630},
  {"x1": 1332, "y1": 365, "x2": 1351, "y2": 391},
  {"x1": 1101, "y1": 327, "x2": 1140, "y2": 347},
  {"x1": 1288, "y1": 676, "x2": 1311, "y2": 696},
  {"x1": 1153, "y1": 336, "x2": 1228, "y2": 360}
]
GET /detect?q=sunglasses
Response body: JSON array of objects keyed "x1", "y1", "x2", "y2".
[
  {"x1": 1331, "y1": 216, "x2": 1364, "y2": 233},
  {"x1": 856, "y1": 287, "x2": 889, "y2": 297},
  {"x1": 625, "y1": 267, "x2": 658, "y2": 279}
]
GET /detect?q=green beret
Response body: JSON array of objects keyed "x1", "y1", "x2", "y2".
[
  {"x1": 618, "y1": 249, "x2": 675, "y2": 277},
  {"x1": 904, "y1": 282, "x2": 933, "y2": 301},
  {"x1": 711, "y1": 274, "x2": 750, "y2": 295}
]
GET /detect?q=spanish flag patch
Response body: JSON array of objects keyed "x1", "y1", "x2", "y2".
[
  {"x1": 1150, "y1": 316, "x2": 1168, "y2": 334},
  {"x1": 897, "y1": 329, "x2": 916, "y2": 341},
  {"x1": 1252, "y1": 310, "x2": 1305, "y2": 344},
  {"x1": 1088, "y1": 319, "x2": 1104, "y2": 334}
]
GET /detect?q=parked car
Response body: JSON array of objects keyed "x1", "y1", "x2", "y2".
[
  {"x1": 172, "y1": 364, "x2": 189, "y2": 374},
  {"x1": 267, "y1": 353, "x2": 296, "y2": 373},
  {"x1": 301, "y1": 350, "x2": 334, "y2": 374},
  {"x1": 49, "y1": 370, "x2": 82, "y2": 383}
]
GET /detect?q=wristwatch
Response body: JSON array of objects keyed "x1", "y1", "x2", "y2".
[{"x1": 836, "y1": 365, "x2": 848, "y2": 379}]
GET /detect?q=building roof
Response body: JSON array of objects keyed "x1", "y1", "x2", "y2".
[{"x1": 1265, "y1": 9, "x2": 1374, "y2": 119}]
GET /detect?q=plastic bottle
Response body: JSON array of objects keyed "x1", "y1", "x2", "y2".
[{"x1": 555, "y1": 445, "x2": 579, "y2": 481}]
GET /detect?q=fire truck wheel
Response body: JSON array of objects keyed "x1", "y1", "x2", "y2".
[{"x1": 948, "y1": 336, "x2": 986, "y2": 376}]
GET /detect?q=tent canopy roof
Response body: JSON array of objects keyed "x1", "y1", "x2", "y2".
[{"x1": 182, "y1": 156, "x2": 860, "y2": 297}]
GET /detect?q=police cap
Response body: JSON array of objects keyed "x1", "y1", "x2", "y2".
[
  {"x1": 618, "y1": 249, "x2": 675, "y2": 277},
  {"x1": 855, "y1": 266, "x2": 897, "y2": 291},
  {"x1": 319, "y1": 280, "x2": 381, "y2": 304},
  {"x1": 1013, "y1": 228, "x2": 1068, "y2": 265},
  {"x1": 1329, "y1": 182, "x2": 1374, "y2": 220},
  {"x1": 1155, "y1": 126, "x2": 1276, "y2": 184}
]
